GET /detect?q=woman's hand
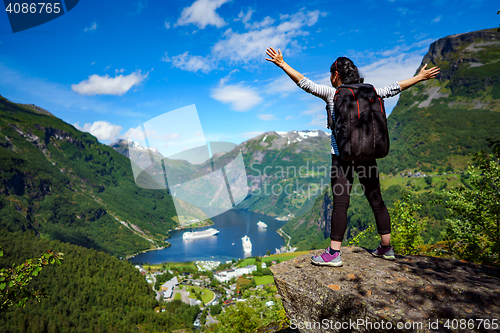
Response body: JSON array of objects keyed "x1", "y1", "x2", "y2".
[
  {"x1": 265, "y1": 46, "x2": 304, "y2": 83},
  {"x1": 398, "y1": 63, "x2": 441, "y2": 91},
  {"x1": 265, "y1": 47, "x2": 284, "y2": 68},
  {"x1": 417, "y1": 63, "x2": 440, "y2": 80}
]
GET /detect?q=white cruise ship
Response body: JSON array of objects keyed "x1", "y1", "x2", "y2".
[
  {"x1": 182, "y1": 228, "x2": 219, "y2": 240},
  {"x1": 242, "y1": 235, "x2": 252, "y2": 253},
  {"x1": 257, "y1": 221, "x2": 267, "y2": 228}
]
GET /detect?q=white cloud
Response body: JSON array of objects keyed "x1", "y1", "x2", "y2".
[
  {"x1": 306, "y1": 112, "x2": 326, "y2": 127},
  {"x1": 122, "y1": 128, "x2": 136, "y2": 141},
  {"x1": 115, "y1": 68, "x2": 126, "y2": 74},
  {"x1": 71, "y1": 70, "x2": 148, "y2": 96},
  {"x1": 360, "y1": 53, "x2": 427, "y2": 89},
  {"x1": 397, "y1": 7, "x2": 409, "y2": 15},
  {"x1": 432, "y1": 15, "x2": 442, "y2": 23},
  {"x1": 258, "y1": 114, "x2": 276, "y2": 121},
  {"x1": 358, "y1": 42, "x2": 435, "y2": 115},
  {"x1": 161, "y1": 51, "x2": 213, "y2": 73},
  {"x1": 0, "y1": 63, "x2": 145, "y2": 117},
  {"x1": 165, "y1": 21, "x2": 171, "y2": 29},
  {"x1": 234, "y1": 8, "x2": 254, "y2": 26},
  {"x1": 234, "y1": 8, "x2": 274, "y2": 30},
  {"x1": 211, "y1": 72, "x2": 262, "y2": 111},
  {"x1": 414, "y1": 32, "x2": 429, "y2": 40},
  {"x1": 74, "y1": 121, "x2": 123, "y2": 143},
  {"x1": 129, "y1": 0, "x2": 147, "y2": 16},
  {"x1": 248, "y1": 16, "x2": 275, "y2": 30},
  {"x1": 211, "y1": 83, "x2": 263, "y2": 111},
  {"x1": 264, "y1": 74, "x2": 303, "y2": 97},
  {"x1": 176, "y1": 0, "x2": 231, "y2": 29},
  {"x1": 90, "y1": 62, "x2": 95, "y2": 65},
  {"x1": 167, "y1": 8, "x2": 325, "y2": 73},
  {"x1": 377, "y1": 38, "x2": 434, "y2": 57},
  {"x1": 240, "y1": 131, "x2": 264, "y2": 139},
  {"x1": 301, "y1": 102, "x2": 326, "y2": 127},
  {"x1": 84, "y1": 22, "x2": 97, "y2": 32},
  {"x1": 212, "y1": 10, "x2": 323, "y2": 66}
]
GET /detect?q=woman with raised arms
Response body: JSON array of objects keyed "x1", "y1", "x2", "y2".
[{"x1": 265, "y1": 47, "x2": 439, "y2": 267}]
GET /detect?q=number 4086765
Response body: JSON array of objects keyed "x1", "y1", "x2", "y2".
[{"x1": 5, "y1": 3, "x2": 61, "y2": 14}]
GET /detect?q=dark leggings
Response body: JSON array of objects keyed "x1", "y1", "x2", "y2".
[{"x1": 330, "y1": 155, "x2": 391, "y2": 241}]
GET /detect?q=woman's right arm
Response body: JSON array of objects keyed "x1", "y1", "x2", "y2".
[
  {"x1": 265, "y1": 47, "x2": 304, "y2": 83},
  {"x1": 265, "y1": 47, "x2": 334, "y2": 101}
]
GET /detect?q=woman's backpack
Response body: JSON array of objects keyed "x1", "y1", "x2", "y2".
[{"x1": 328, "y1": 83, "x2": 390, "y2": 161}]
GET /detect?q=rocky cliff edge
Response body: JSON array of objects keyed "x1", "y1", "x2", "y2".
[{"x1": 270, "y1": 247, "x2": 500, "y2": 333}]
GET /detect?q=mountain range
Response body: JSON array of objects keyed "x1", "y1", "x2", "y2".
[{"x1": 1, "y1": 28, "x2": 499, "y2": 257}]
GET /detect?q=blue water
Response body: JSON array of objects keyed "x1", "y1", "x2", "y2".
[{"x1": 128, "y1": 209, "x2": 288, "y2": 264}]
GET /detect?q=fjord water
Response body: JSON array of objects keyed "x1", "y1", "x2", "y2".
[{"x1": 128, "y1": 209, "x2": 287, "y2": 264}]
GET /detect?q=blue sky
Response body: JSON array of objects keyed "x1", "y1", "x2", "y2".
[{"x1": 0, "y1": 0, "x2": 498, "y2": 151}]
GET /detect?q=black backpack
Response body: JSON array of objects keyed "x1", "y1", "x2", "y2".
[{"x1": 328, "y1": 83, "x2": 390, "y2": 161}]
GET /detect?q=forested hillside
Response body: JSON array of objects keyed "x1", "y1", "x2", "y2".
[
  {"x1": 379, "y1": 28, "x2": 500, "y2": 174},
  {"x1": 0, "y1": 96, "x2": 179, "y2": 257},
  {"x1": 0, "y1": 232, "x2": 199, "y2": 332}
]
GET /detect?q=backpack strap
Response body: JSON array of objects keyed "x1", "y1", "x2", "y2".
[{"x1": 327, "y1": 91, "x2": 336, "y2": 130}]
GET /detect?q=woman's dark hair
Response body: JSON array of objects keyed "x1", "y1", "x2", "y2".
[{"x1": 330, "y1": 57, "x2": 364, "y2": 84}]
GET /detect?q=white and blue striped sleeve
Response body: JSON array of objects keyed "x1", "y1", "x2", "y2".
[
  {"x1": 297, "y1": 77, "x2": 336, "y2": 102},
  {"x1": 375, "y1": 82, "x2": 401, "y2": 99}
]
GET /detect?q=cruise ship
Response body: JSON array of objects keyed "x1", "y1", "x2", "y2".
[
  {"x1": 257, "y1": 221, "x2": 267, "y2": 228},
  {"x1": 182, "y1": 228, "x2": 219, "y2": 240},
  {"x1": 242, "y1": 235, "x2": 252, "y2": 253}
]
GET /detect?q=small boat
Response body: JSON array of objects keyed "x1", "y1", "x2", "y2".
[
  {"x1": 257, "y1": 221, "x2": 267, "y2": 228},
  {"x1": 242, "y1": 235, "x2": 252, "y2": 253}
]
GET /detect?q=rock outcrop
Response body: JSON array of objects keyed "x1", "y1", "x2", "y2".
[
  {"x1": 271, "y1": 247, "x2": 500, "y2": 333},
  {"x1": 421, "y1": 28, "x2": 500, "y2": 80}
]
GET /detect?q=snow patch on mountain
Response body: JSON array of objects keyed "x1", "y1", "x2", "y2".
[{"x1": 112, "y1": 139, "x2": 160, "y2": 154}]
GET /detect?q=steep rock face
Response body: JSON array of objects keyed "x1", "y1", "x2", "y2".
[
  {"x1": 319, "y1": 189, "x2": 332, "y2": 238},
  {"x1": 281, "y1": 186, "x2": 333, "y2": 250},
  {"x1": 271, "y1": 248, "x2": 500, "y2": 333},
  {"x1": 379, "y1": 28, "x2": 500, "y2": 175},
  {"x1": 422, "y1": 28, "x2": 500, "y2": 80}
]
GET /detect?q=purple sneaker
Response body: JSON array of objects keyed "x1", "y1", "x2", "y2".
[
  {"x1": 372, "y1": 244, "x2": 396, "y2": 260},
  {"x1": 311, "y1": 247, "x2": 343, "y2": 267}
]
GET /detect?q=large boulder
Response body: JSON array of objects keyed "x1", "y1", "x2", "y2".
[{"x1": 270, "y1": 247, "x2": 500, "y2": 332}]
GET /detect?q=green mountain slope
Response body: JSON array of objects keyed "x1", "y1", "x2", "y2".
[
  {"x1": 379, "y1": 28, "x2": 500, "y2": 175},
  {"x1": 185, "y1": 130, "x2": 332, "y2": 219},
  {"x1": 0, "y1": 96, "x2": 179, "y2": 257}
]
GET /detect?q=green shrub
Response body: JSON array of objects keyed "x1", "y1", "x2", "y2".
[
  {"x1": 389, "y1": 193, "x2": 427, "y2": 255},
  {"x1": 442, "y1": 139, "x2": 500, "y2": 265}
]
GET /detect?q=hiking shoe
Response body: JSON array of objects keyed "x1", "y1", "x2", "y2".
[
  {"x1": 311, "y1": 247, "x2": 343, "y2": 267},
  {"x1": 372, "y1": 244, "x2": 396, "y2": 260}
]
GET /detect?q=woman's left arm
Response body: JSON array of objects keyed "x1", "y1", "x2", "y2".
[
  {"x1": 398, "y1": 64, "x2": 440, "y2": 91},
  {"x1": 376, "y1": 64, "x2": 440, "y2": 98}
]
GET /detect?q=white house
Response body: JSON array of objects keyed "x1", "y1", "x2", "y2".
[
  {"x1": 214, "y1": 265, "x2": 257, "y2": 283},
  {"x1": 161, "y1": 276, "x2": 179, "y2": 300}
]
